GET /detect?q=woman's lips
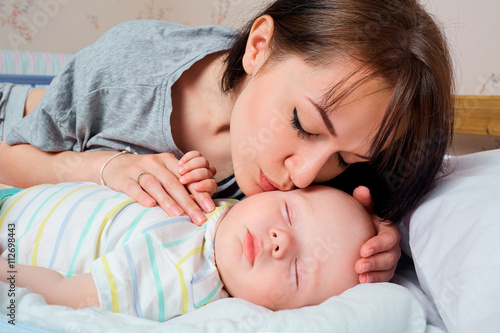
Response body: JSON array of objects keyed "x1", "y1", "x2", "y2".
[
  {"x1": 244, "y1": 231, "x2": 261, "y2": 265},
  {"x1": 259, "y1": 171, "x2": 278, "y2": 192}
]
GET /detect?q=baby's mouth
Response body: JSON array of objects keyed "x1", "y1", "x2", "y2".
[{"x1": 244, "y1": 231, "x2": 261, "y2": 265}]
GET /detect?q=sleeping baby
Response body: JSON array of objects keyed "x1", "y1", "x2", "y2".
[{"x1": 0, "y1": 182, "x2": 375, "y2": 321}]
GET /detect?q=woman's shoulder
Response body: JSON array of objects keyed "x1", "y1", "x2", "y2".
[{"x1": 102, "y1": 20, "x2": 238, "y2": 43}]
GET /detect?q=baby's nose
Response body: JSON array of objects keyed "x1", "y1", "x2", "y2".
[{"x1": 269, "y1": 228, "x2": 292, "y2": 259}]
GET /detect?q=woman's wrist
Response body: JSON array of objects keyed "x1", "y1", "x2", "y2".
[{"x1": 99, "y1": 150, "x2": 130, "y2": 185}]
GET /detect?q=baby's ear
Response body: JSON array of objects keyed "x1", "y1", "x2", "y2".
[{"x1": 242, "y1": 15, "x2": 274, "y2": 76}]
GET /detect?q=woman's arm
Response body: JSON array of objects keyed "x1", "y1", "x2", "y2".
[
  {"x1": 0, "y1": 257, "x2": 99, "y2": 309},
  {"x1": 0, "y1": 141, "x2": 216, "y2": 225},
  {"x1": 0, "y1": 140, "x2": 113, "y2": 187}
]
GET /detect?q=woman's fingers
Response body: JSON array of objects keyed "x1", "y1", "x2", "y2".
[
  {"x1": 355, "y1": 250, "x2": 399, "y2": 277},
  {"x1": 352, "y1": 186, "x2": 374, "y2": 214},
  {"x1": 135, "y1": 172, "x2": 186, "y2": 216},
  {"x1": 149, "y1": 169, "x2": 208, "y2": 225},
  {"x1": 103, "y1": 151, "x2": 215, "y2": 225},
  {"x1": 355, "y1": 221, "x2": 401, "y2": 283},
  {"x1": 186, "y1": 183, "x2": 216, "y2": 223},
  {"x1": 358, "y1": 270, "x2": 396, "y2": 284},
  {"x1": 360, "y1": 222, "x2": 401, "y2": 258}
]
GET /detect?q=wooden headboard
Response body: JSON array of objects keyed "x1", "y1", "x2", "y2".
[{"x1": 455, "y1": 95, "x2": 500, "y2": 136}]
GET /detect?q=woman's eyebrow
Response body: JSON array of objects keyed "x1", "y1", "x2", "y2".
[
  {"x1": 307, "y1": 98, "x2": 336, "y2": 136},
  {"x1": 308, "y1": 97, "x2": 371, "y2": 161}
]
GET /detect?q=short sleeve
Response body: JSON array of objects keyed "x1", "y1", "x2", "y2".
[{"x1": 6, "y1": 20, "x2": 238, "y2": 155}]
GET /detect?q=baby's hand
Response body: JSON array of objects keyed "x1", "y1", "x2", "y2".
[{"x1": 178, "y1": 151, "x2": 217, "y2": 218}]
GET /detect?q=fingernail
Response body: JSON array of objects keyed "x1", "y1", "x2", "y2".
[
  {"x1": 178, "y1": 167, "x2": 185, "y2": 174},
  {"x1": 365, "y1": 274, "x2": 372, "y2": 283},
  {"x1": 179, "y1": 176, "x2": 187, "y2": 183},
  {"x1": 178, "y1": 160, "x2": 184, "y2": 166},
  {"x1": 203, "y1": 199, "x2": 215, "y2": 212},
  {"x1": 193, "y1": 211, "x2": 206, "y2": 224},
  {"x1": 361, "y1": 263, "x2": 372, "y2": 273},
  {"x1": 170, "y1": 205, "x2": 183, "y2": 216},
  {"x1": 365, "y1": 249, "x2": 374, "y2": 257},
  {"x1": 146, "y1": 200, "x2": 156, "y2": 207}
]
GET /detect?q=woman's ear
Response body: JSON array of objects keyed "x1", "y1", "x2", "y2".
[{"x1": 242, "y1": 15, "x2": 275, "y2": 76}]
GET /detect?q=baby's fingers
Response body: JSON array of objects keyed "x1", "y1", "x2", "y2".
[
  {"x1": 178, "y1": 155, "x2": 215, "y2": 176},
  {"x1": 179, "y1": 168, "x2": 215, "y2": 185},
  {"x1": 192, "y1": 179, "x2": 218, "y2": 196}
]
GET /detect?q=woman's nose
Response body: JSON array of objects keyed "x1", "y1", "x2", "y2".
[
  {"x1": 285, "y1": 150, "x2": 336, "y2": 188},
  {"x1": 269, "y1": 228, "x2": 293, "y2": 259}
]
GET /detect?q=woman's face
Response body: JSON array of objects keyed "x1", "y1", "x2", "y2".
[{"x1": 229, "y1": 55, "x2": 393, "y2": 196}]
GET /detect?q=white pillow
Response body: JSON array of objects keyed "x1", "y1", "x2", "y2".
[{"x1": 402, "y1": 149, "x2": 500, "y2": 332}]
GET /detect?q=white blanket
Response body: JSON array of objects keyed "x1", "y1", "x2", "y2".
[{"x1": 0, "y1": 281, "x2": 442, "y2": 332}]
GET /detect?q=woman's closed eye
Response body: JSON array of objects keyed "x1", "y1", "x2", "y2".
[
  {"x1": 337, "y1": 153, "x2": 350, "y2": 171},
  {"x1": 290, "y1": 108, "x2": 316, "y2": 140}
]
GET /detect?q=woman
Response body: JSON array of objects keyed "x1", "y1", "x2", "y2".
[{"x1": 0, "y1": 0, "x2": 454, "y2": 283}]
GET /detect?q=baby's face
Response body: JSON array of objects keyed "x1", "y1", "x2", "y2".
[{"x1": 214, "y1": 186, "x2": 374, "y2": 310}]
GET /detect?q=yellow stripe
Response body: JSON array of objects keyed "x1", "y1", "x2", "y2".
[
  {"x1": 101, "y1": 254, "x2": 119, "y2": 313},
  {"x1": 32, "y1": 185, "x2": 94, "y2": 266},
  {"x1": 93, "y1": 198, "x2": 135, "y2": 259},
  {"x1": 175, "y1": 246, "x2": 203, "y2": 313},
  {"x1": 204, "y1": 199, "x2": 237, "y2": 221},
  {"x1": 0, "y1": 185, "x2": 44, "y2": 231}
]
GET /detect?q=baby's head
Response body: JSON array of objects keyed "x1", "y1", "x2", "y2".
[{"x1": 214, "y1": 185, "x2": 375, "y2": 310}]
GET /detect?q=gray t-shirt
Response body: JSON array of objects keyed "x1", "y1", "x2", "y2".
[{"x1": 7, "y1": 20, "x2": 243, "y2": 199}]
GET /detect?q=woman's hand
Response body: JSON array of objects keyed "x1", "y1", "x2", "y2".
[
  {"x1": 101, "y1": 150, "x2": 217, "y2": 225},
  {"x1": 352, "y1": 186, "x2": 401, "y2": 283}
]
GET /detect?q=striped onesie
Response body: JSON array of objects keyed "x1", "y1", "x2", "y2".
[{"x1": 0, "y1": 182, "x2": 235, "y2": 321}]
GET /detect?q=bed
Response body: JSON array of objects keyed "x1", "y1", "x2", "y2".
[{"x1": 1, "y1": 49, "x2": 499, "y2": 333}]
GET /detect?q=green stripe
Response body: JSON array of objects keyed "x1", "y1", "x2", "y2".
[
  {"x1": 145, "y1": 233, "x2": 165, "y2": 321},
  {"x1": 66, "y1": 196, "x2": 112, "y2": 277},
  {"x1": 194, "y1": 280, "x2": 221, "y2": 308},
  {"x1": 15, "y1": 184, "x2": 74, "y2": 263},
  {"x1": 121, "y1": 208, "x2": 150, "y2": 245}
]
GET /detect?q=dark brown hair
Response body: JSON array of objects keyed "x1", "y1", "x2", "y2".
[{"x1": 222, "y1": 0, "x2": 454, "y2": 222}]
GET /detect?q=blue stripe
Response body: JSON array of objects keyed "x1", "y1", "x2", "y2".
[
  {"x1": 191, "y1": 243, "x2": 214, "y2": 284},
  {"x1": 15, "y1": 184, "x2": 75, "y2": 263},
  {"x1": 66, "y1": 195, "x2": 119, "y2": 277},
  {"x1": 162, "y1": 223, "x2": 206, "y2": 249},
  {"x1": 48, "y1": 188, "x2": 106, "y2": 269},
  {"x1": 2, "y1": 186, "x2": 52, "y2": 247},
  {"x1": 105, "y1": 203, "x2": 133, "y2": 243},
  {"x1": 140, "y1": 216, "x2": 188, "y2": 234},
  {"x1": 124, "y1": 244, "x2": 143, "y2": 318}
]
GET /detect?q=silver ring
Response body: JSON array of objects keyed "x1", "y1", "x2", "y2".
[{"x1": 136, "y1": 172, "x2": 151, "y2": 184}]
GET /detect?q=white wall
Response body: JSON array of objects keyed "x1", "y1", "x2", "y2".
[
  {"x1": 421, "y1": 0, "x2": 500, "y2": 95},
  {"x1": 1, "y1": 0, "x2": 498, "y2": 95},
  {"x1": 0, "y1": 0, "x2": 269, "y2": 54}
]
